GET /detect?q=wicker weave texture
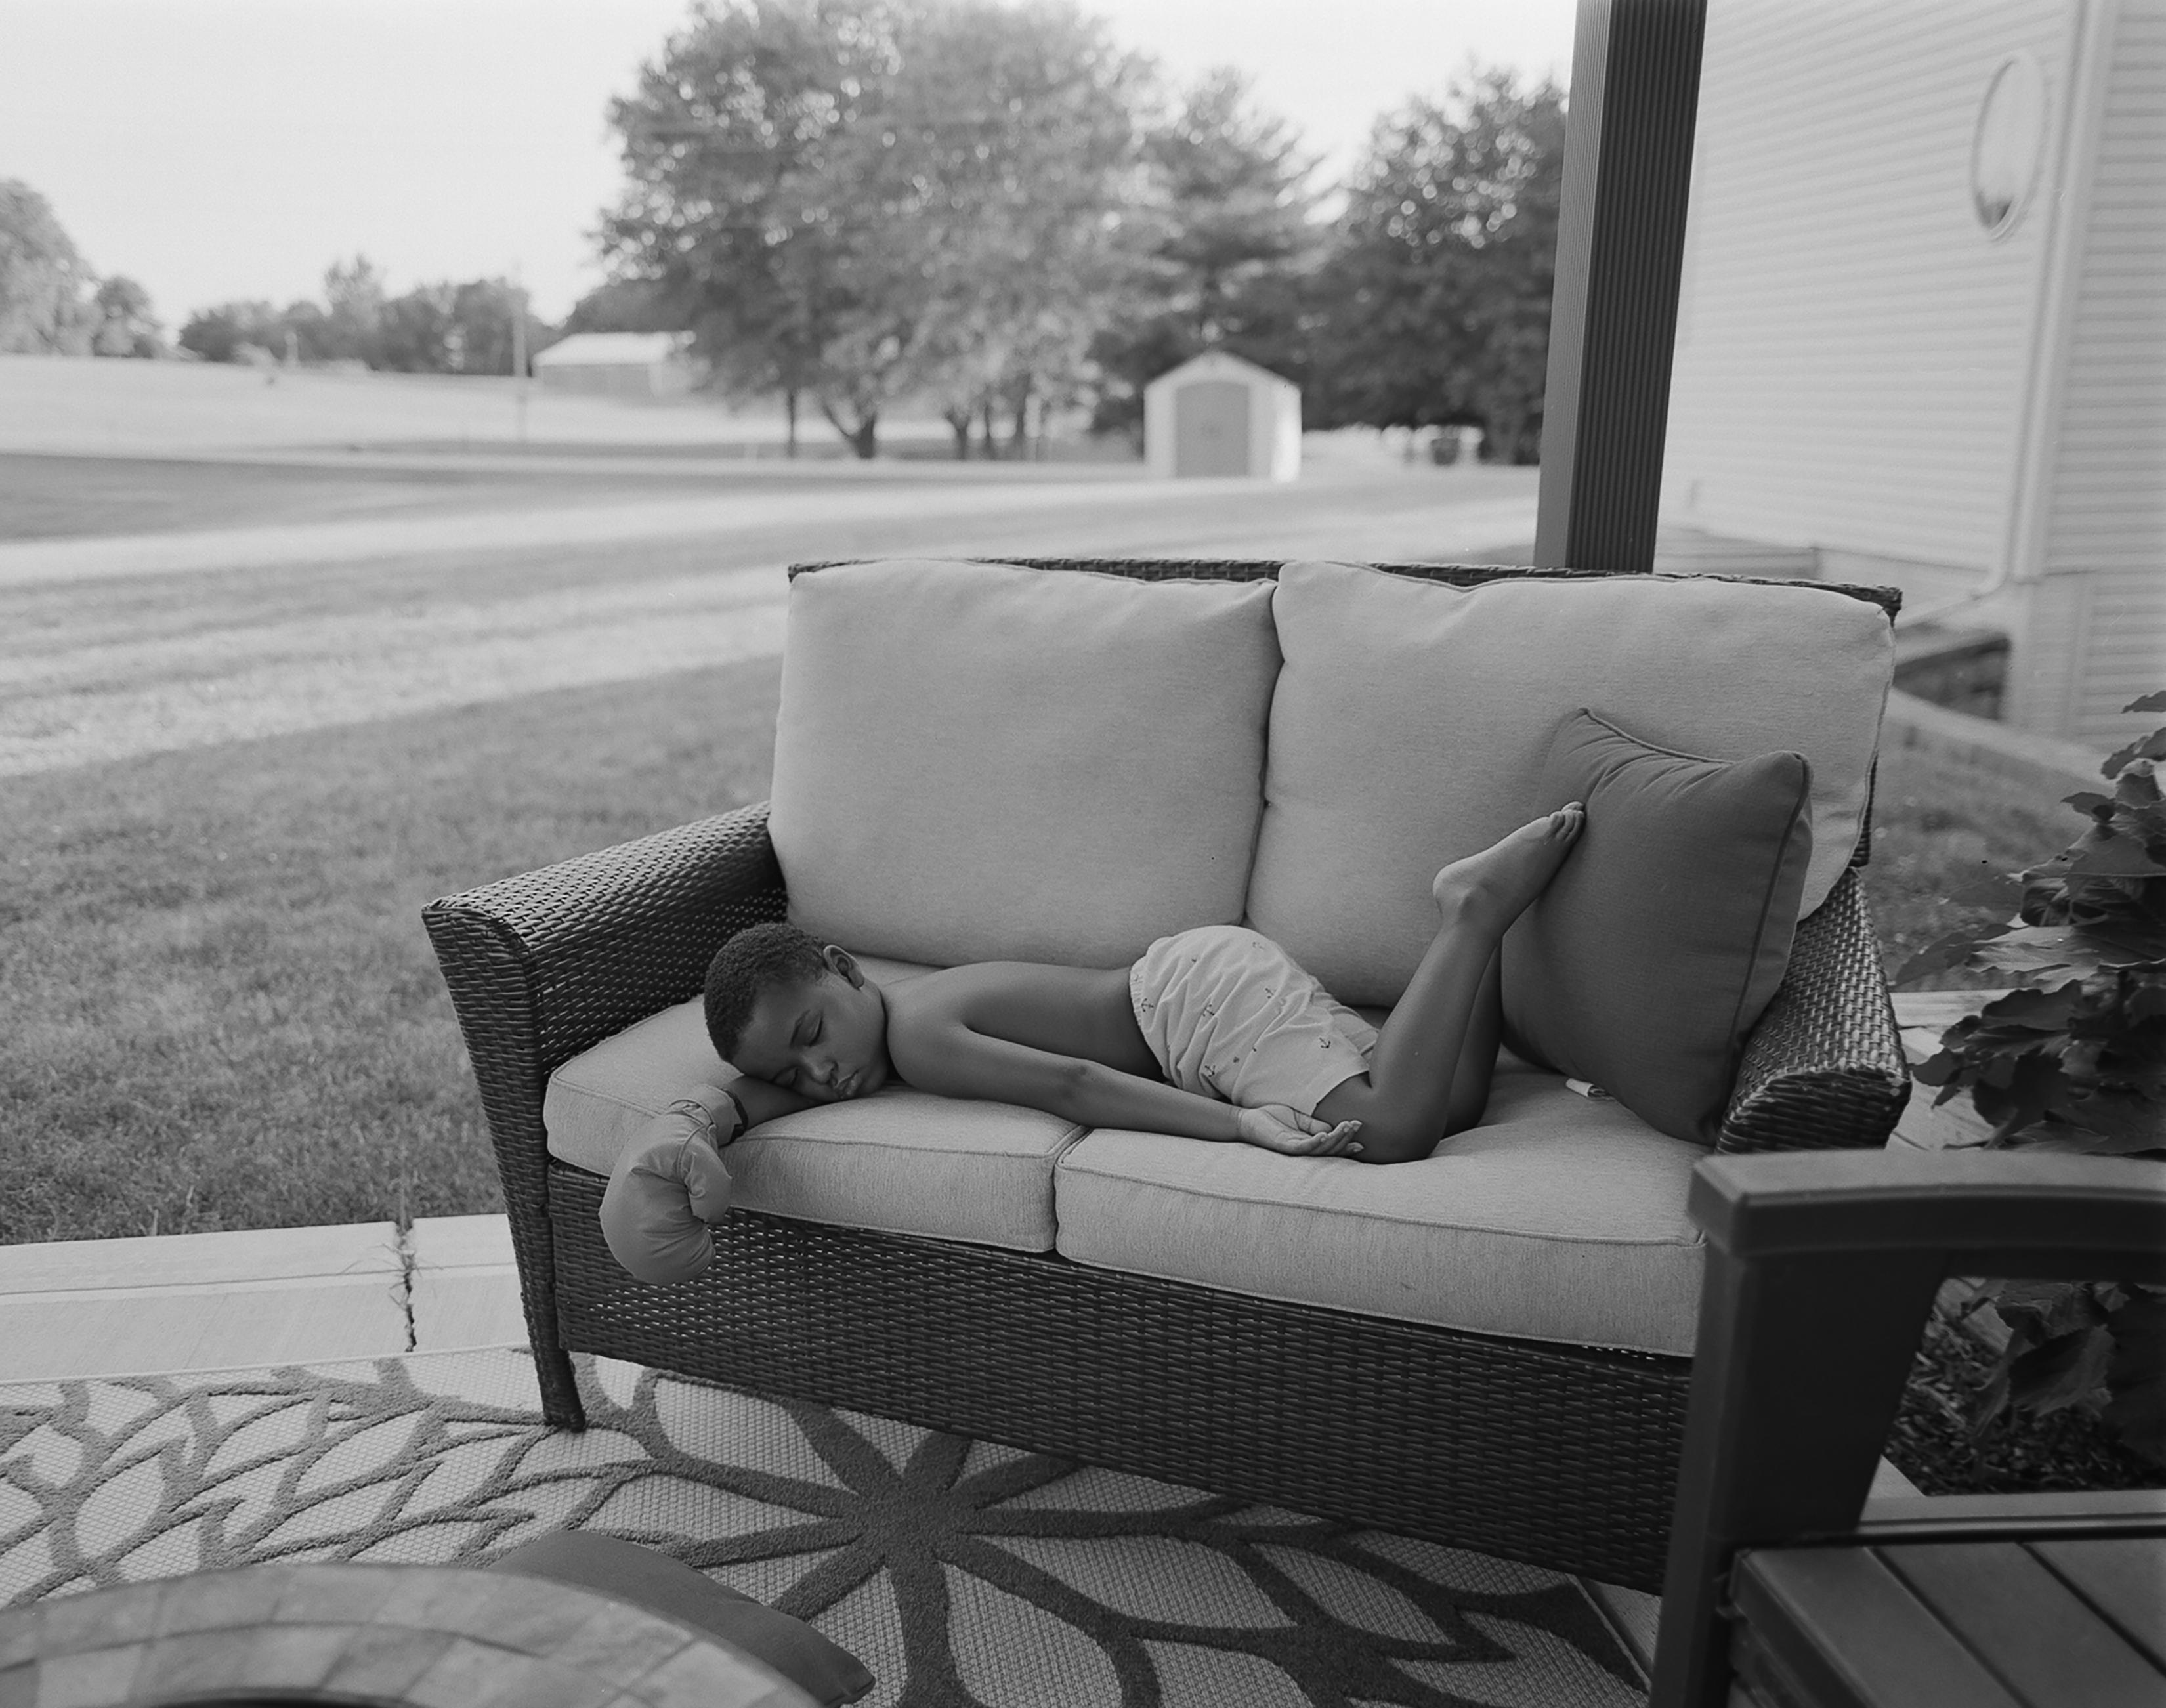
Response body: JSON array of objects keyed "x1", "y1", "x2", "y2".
[
  {"x1": 1716, "y1": 869, "x2": 1910, "y2": 1154},
  {"x1": 422, "y1": 800, "x2": 786, "y2": 1422},
  {"x1": 788, "y1": 553, "x2": 1903, "y2": 616},
  {"x1": 546, "y1": 1168, "x2": 1689, "y2": 1592}
]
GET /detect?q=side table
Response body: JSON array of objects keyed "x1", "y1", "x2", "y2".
[
  {"x1": 1730, "y1": 1523, "x2": 2166, "y2": 1707},
  {"x1": 0, "y1": 1561, "x2": 819, "y2": 1707}
]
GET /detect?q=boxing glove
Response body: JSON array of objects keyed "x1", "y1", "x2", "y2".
[{"x1": 599, "y1": 1084, "x2": 744, "y2": 1285}]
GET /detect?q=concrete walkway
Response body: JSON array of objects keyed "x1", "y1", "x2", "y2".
[{"x1": 0, "y1": 1214, "x2": 524, "y2": 1383}]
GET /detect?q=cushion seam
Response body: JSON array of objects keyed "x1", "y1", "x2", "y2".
[
  {"x1": 1052, "y1": 1165, "x2": 1706, "y2": 1247},
  {"x1": 1048, "y1": 1245, "x2": 1697, "y2": 1357}
]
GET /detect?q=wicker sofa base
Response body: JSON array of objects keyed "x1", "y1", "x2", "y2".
[{"x1": 544, "y1": 1163, "x2": 1692, "y2": 1592}]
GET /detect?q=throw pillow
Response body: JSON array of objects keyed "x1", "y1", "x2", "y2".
[
  {"x1": 1500, "y1": 709, "x2": 1815, "y2": 1145},
  {"x1": 491, "y1": 1531, "x2": 875, "y2": 1705}
]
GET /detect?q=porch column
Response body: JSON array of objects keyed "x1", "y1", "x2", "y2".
[{"x1": 1533, "y1": 0, "x2": 1709, "y2": 573}]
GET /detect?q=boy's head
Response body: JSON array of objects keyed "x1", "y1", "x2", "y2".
[{"x1": 703, "y1": 921, "x2": 892, "y2": 1102}]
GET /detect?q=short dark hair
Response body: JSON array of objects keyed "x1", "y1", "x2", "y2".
[{"x1": 704, "y1": 921, "x2": 830, "y2": 1061}]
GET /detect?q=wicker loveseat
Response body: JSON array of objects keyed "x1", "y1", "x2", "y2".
[{"x1": 423, "y1": 556, "x2": 1911, "y2": 1594}]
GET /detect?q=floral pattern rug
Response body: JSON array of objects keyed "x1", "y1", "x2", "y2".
[{"x1": 1, "y1": 1348, "x2": 1647, "y2": 1707}]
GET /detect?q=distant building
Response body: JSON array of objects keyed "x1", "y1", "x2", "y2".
[
  {"x1": 1144, "y1": 351, "x2": 1302, "y2": 481},
  {"x1": 1660, "y1": 0, "x2": 2163, "y2": 748},
  {"x1": 532, "y1": 332, "x2": 698, "y2": 400}
]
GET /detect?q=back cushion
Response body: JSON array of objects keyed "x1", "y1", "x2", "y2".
[
  {"x1": 1247, "y1": 561, "x2": 1892, "y2": 1006},
  {"x1": 771, "y1": 559, "x2": 1281, "y2": 968}
]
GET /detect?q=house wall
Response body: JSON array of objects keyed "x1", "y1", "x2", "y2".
[
  {"x1": 2005, "y1": 0, "x2": 2166, "y2": 745},
  {"x1": 1661, "y1": 0, "x2": 2083, "y2": 578}
]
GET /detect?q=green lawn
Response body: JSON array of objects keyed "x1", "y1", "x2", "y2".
[
  {"x1": 1861, "y1": 738, "x2": 2080, "y2": 989},
  {"x1": 1, "y1": 658, "x2": 781, "y2": 1243},
  {"x1": 2, "y1": 651, "x2": 2080, "y2": 1244}
]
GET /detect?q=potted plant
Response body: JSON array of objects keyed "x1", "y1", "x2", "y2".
[{"x1": 1899, "y1": 691, "x2": 2166, "y2": 1467}]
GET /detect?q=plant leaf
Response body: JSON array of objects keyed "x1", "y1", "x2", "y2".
[
  {"x1": 1966, "y1": 927, "x2": 2096, "y2": 979},
  {"x1": 2105, "y1": 729, "x2": 2166, "y2": 779},
  {"x1": 1995, "y1": 1279, "x2": 2104, "y2": 1339},
  {"x1": 2005, "y1": 1323, "x2": 2113, "y2": 1417},
  {"x1": 2064, "y1": 837, "x2": 2166, "y2": 878},
  {"x1": 1896, "y1": 922, "x2": 2019, "y2": 985},
  {"x1": 2102, "y1": 1290, "x2": 2166, "y2": 1466},
  {"x1": 1974, "y1": 982, "x2": 2085, "y2": 1028}
]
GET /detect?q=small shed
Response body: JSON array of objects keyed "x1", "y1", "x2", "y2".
[
  {"x1": 1143, "y1": 351, "x2": 1301, "y2": 481},
  {"x1": 532, "y1": 332, "x2": 697, "y2": 399}
]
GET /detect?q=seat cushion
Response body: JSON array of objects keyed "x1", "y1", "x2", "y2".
[
  {"x1": 1051, "y1": 1059, "x2": 1709, "y2": 1356},
  {"x1": 545, "y1": 956, "x2": 1081, "y2": 1252},
  {"x1": 769, "y1": 558, "x2": 1281, "y2": 969},
  {"x1": 1246, "y1": 560, "x2": 1891, "y2": 1006},
  {"x1": 1502, "y1": 710, "x2": 1816, "y2": 1144}
]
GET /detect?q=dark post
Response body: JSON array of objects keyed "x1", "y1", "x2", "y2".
[{"x1": 1534, "y1": 0, "x2": 1708, "y2": 573}]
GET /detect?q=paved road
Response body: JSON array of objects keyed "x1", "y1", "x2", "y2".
[{"x1": 1, "y1": 468, "x2": 1538, "y2": 775}]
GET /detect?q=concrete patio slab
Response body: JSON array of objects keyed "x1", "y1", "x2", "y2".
[
  {"x1": 0, "y1": 1218, "x2": 534, "y2": 1383},
  {"x1": 408, "y1": 1214, "x2": 526, "y2": 1350},
  {"x1": 0, "y1": 1222, "x2": 408, "y2": 1382}
]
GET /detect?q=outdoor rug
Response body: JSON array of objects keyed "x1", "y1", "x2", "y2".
[{"x1": 1, "y1": 1348, "x2": 1647, "y2": 1707}]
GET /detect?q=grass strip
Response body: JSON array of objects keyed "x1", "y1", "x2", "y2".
[{"x1": 2, "y1": 658, "x2": 779, "y2": 1242}]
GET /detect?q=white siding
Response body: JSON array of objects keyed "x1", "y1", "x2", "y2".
[
  {"x1": 1662, "y1": 0, "x2": 2081, "y2": 571},
  {"x1": 2018, "y1": 0, "x2": 2166, "y2": 744}
]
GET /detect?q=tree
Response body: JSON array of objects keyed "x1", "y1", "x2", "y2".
[
  {"x1": 91, "y1": 275, "x2": 162, "y2": 357},
  {"x1": 376, "y1": 282, "x2": 457, "y2": 372},
  {"x1": 604, "y1": 0, "x2": 1140, "y2": 459},
  {"x1": 0, "y1": 179, "x2": 96, "y2": 354},
  {"x1": 1086, "y1": 69, "x2": 1321, "y2": 438},
  {"x1": 1309, "y1": 68, "x2": 1565, "y2": 463},
  {"x1": 830, "y1": 0, "x2": 1143, "y2": 458},
  {"x1": 561, "y1": 278, "x2": 675, "y2": 337},
  {"x1": 322, "y1": 254, "x2": 386, "y2": 364},
  {"x1": 447, "y1": 279, "x2": 534, "y2": 375},
  {"x1": 177, "y1": 301, "x2": 282, "y2": 364},
  {"x1": 604, "y1": 0, "x2": 901, "y2": 456}
]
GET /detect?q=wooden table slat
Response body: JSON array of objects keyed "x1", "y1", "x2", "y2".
[
  {"x1": 1879, "y1": 1541, "x2": 2166, "y2": 1708},
  {"x1": 1733, "y1": 1548, "x2": 2026, "y2": 1708},
  {"x1": 2031, "y1": 1538, "x2": 2166, "y2": 1677}
]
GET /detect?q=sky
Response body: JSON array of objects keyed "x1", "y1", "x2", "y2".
[{"x1": 0, "y1": 0, "x2": 1578, "y2": 327}]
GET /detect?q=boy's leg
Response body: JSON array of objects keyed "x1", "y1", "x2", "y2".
[{"x1": 1314, "y1": 809, "x2": 1580, "y2": 1161}]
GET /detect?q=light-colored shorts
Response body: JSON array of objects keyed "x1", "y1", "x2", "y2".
[{"x1": 1129, "y1": 925, "x2": 1378, "y2": 1116}]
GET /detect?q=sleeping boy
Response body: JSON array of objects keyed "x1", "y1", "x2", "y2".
[{"x1": 601, "y1": 804, "x2": 1583, "y2": 1283}]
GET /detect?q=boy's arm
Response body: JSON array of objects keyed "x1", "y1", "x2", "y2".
[
  {"x1": 891, "y1": 1015, "x2": 1357, "y2": 1155},
  {"x1": 900, "y1": 1019, "x2": 1243, "y2": 1140}
]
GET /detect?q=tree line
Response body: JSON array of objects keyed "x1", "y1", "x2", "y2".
[
  {"x1": 0, "y1": 181, "x2": 164, "y2": 358},
  {"x1": 601, "y1": 0, "x2": 1565, "y2": 461},
  {"x1": 0, "y1": 180, "x2": 560, "y2": 376},
  {"x1": 172, "y1": 258, "x2": 544, "y2": 375},
  {"x1": 1, "y1": 0, "x2": 1565, "y2": 462}
]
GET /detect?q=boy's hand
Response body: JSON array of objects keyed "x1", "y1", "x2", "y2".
[{"x1": 1235, "y1": 1104, "x2": 1363, "y2": 1157}]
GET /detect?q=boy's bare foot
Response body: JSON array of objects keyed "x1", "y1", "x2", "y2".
[{"x1": 1432, "y1": 804, "x2": 1586, "y2": 925}]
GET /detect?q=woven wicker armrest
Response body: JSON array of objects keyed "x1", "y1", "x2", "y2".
[
  {"x1": 423, "y1": 800, "x2": 786, "y2": 1094},
  {"x1": 1716, "y1": 868, "x2": 1910, "y2": 1154}
]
